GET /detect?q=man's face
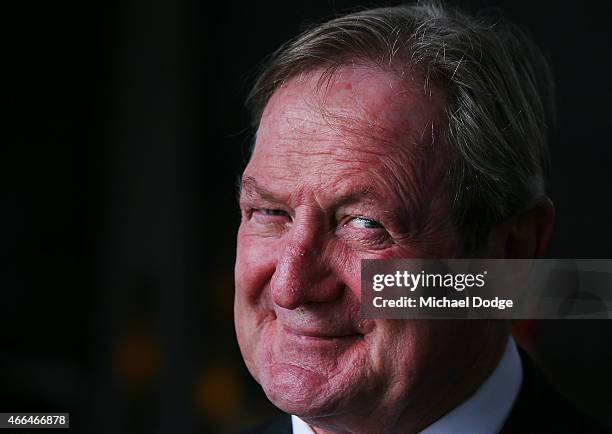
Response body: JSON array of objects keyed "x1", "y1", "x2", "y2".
[{"x1": 235, "y1": 66, "x2": 501, "y2": 421}]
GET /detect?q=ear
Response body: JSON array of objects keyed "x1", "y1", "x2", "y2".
[{"x1": 486, "y1": 198, "x2": 555, "y2": 258}]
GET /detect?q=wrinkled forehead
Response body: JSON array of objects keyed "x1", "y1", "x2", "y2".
[
  {"x1": 245, "y1": 65, "x2": 453, "y2": 220},
  {"x1": 254, "y1": 65, "x2": 447, "y2": 163}
]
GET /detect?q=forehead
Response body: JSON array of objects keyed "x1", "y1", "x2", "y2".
[
  {"x1": 259, "y1": 66, "x2": 443, "y2": 145},
  {"x1": 246, "y1": 66, "x2": 447, "y2": 202}
]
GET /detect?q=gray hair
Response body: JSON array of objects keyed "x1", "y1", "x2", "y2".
[{"x1": 246, "y1": 2, "x2": 556, "y2": 251}]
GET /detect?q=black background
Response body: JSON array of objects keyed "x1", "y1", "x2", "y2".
[{"x1": 3, "y1": 1, "x2": 611, "y2": 433}]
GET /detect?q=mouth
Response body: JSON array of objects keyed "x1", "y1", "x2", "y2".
[{"x1": 281, "y1": 324, "x2": 362, "y2": 340}]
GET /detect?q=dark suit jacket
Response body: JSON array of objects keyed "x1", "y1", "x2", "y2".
[{"x1": 240, "y1": 352, "x2": 610, "y2": 434}]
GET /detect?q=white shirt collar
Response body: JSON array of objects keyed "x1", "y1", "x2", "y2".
[
  {"x1": 291, "y1": 415, "x2": 316, "y2": 434},
  {"x1": 291, "y1": 337, "x2": 522, "y2": 434}
]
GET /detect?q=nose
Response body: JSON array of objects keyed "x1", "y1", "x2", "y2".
[{"x1": 270, "y1": 225, "x2": 344, "y2": 310}]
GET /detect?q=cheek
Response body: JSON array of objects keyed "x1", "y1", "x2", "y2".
[
  {"x1": 329, "y1": 240, "x2": 409, "y2": 301},
  {"x1": 331, "y1": 245, "x2": 361, "y2": 298},
  {"x1": 234, "y1": 228, "x2": 281, "y2": 377},
  {"x1": 363, "y1": 321, "x2": 431, "y2": 398},
  {"x1": 235, "y1": 227, "x2": 279, "y2": 301}
]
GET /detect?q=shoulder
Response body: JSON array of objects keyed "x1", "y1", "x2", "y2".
[
  {"x1": 237, "y1": 415, "x2": 292, "y2": 434},
  {"x1": 501, "y1": 350, "x2": 611, "y2": 433}
]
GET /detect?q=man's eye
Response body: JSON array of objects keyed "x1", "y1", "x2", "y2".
[
  {"x1": 259, "y1": 208, "x2": 289, "y2": 217},
  {"x1": 346, "y1": 217, "x2": 382, "y2": 229},
  {"x1": 251, "y1": 208, "x2": 290, "y2": 221}
]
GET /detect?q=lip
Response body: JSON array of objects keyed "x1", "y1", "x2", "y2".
[{"x1": 281, "y1": 324, "x2": 361, "y2": 340}]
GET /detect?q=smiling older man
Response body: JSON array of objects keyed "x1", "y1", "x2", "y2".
[{"x1": 234, "y1": 3, "x2": 607, "y2": 434}]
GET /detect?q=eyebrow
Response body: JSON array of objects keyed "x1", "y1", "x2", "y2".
[
  {"x1": 237, "y1": 175, "x2": 384, "y2": 209},
  {"x1": 238, "y1": 175, "x2": 284, "y2": 203}
]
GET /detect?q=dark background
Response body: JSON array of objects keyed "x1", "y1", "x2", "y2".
[{"x1": 3, "y1": 1, "x2": 611, "y2": 433}]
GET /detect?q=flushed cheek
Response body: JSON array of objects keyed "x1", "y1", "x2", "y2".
[
  {"x1": 329, "y1": 241, "x2": 412, "y2": 298},
  {"x1": 234, "y1": 306, "x2": 276, "y2": 384},
  {"x1": 235, "y1": 229, "x2": 280, "y2": 300},
  {"x1": 235, "y1": 229, "x2": 281, "y2": 374}
]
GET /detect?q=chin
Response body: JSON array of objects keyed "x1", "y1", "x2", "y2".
[{"x1": 259, "y1": 361, "x2": 343, "y2": 417}]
